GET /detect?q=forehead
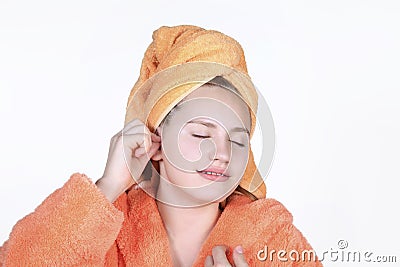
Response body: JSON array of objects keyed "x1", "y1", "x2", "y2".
[
  {"x1": 184, "y1": 83, "x2": 239, "y2": 99},
  {"x1": 181, "y1": 84, "x2": 250, "y2": 128},
  {"x1": 181, "y1": 84, "x2": 251, "y2": 128}
]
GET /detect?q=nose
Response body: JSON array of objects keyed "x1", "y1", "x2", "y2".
[{"x1": 210, "y1": 136, "x2": 231, "y2": 163}]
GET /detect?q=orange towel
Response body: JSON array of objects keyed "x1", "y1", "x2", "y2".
[
  {"x1": 124, "y1": 25, "x2": 266, "y2": 199},
  {"x1": 0, "y1": 173, "x2": 322, "y2": 266}
]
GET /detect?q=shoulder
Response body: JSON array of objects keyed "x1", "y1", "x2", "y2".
[
  {"x1": 216, "y1": 194, "x2": 296, "y2": 246},
  {"x1": 113, "y1": 187, "x2": 159, "y2": 218},
  {"x1": 224, "y1": 195, "x2": 320, "y2": 265},
  {"x1": 225, "y1": 194, "x2": 294, "y2": 228}
]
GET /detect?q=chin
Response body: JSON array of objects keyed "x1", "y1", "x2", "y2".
[{"x1": 180, "y1": 184, "x2": 236, "y2": 207}]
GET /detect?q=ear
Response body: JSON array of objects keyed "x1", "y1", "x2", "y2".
[{"x1": 151, "y1": 126, "x2": 163, "y2": 161}]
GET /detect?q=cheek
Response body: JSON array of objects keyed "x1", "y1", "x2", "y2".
[
  {"x1": 229, "y1": 147, "x2": 249, "y2": 177},
  {"x1": 178, "y1": 134, "x2": 203, "y2": 162}
]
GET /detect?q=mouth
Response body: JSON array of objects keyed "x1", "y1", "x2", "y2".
[{"x1": 196, "y1": 168, "x2": 230, "y2": 182}]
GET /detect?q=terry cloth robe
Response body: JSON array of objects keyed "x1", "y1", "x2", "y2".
[{"x1": 0, "y1": 173, "x2": 322, "y2": 266}]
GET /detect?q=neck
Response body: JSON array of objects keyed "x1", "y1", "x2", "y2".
[
  {"x1": 156, "y1": 200, "x2": 221, "y2": 238},
  {"x1": 155, "y1": 178, "x2": 222, "y2": 238}
]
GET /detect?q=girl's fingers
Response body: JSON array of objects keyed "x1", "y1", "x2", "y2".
[
  {"x1": 134, "y1": 147, "x2": 146, "y2": 157},
  {"x1": 134, "y1": 140, "x2": 160, "y2": 157},
  {"x1": 149, "y1": 141, "x2": 161, "y2": 155},
  {"x1": 122, "y1": 121, "x2": 151, "y2": 149},
  {"x1": 205, "y1": 245, "x2": 249, "y2": 267},
  {"x1": 124, "y1": 118, "x2": 144, "y2": 129},
  {"x1": 121, "y1": 131, "x2": 150, "y2": 151},
  {"x1": 151, "y1": 132, "x2": 161, "y2": 141},
  {"x1": 122, "y1": 120, "x2": 160, "y2": 154},
  {"x1": 232, "y1": 246, "x2": 249, "y2": 267},
  {"x1": 204, "y1": 255, "x2": 214, "y2": 267},
  {"x1": 211, "y1": 245, "x2": 232, "y2": 267},
  {"x1": 125, "y1": 131, "x2": 160, "y2": 154}
]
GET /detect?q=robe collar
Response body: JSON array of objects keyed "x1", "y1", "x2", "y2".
[{"x1": 114, "y1": 188, "x2": 292, "y2": 266}]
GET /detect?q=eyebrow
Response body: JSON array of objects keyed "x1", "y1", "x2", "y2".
[{"x1": 187, "y1": 119, "x2": 250, "y2": 135}]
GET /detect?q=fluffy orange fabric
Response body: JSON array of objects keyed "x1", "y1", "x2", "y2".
[{"x1": 0, "y1": 173, "x2": 322, "y2": 266}]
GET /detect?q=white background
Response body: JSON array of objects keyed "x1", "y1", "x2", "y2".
[{"x1": 1, "y1": 1, "x2": 399, "y2": 266}]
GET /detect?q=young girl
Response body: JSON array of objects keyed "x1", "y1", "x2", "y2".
[{"x1": 0, "y1": 25, "x2": 322, "y2": 267}]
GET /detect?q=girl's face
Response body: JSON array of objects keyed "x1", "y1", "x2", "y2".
[{"x1": 154, "y1": 84, "x2": 251, "y2": 206}]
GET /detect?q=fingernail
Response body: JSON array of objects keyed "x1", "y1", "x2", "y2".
[{"x1": 235, "y1": 245, "x2": 243, "y2": 254}]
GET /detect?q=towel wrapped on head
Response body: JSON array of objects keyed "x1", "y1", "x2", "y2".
[{"x1": 125, "y1": 25, "x2": 266, "y2": 199}]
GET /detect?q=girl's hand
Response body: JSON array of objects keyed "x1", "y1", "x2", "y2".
[
  {"x1": 96, "y1": 119, "x2": 161, "y2": 202},
  {"x1": 204, "y1": 245, "x2": 249, "y2": 267}
]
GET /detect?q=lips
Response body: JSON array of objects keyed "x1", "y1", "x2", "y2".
[{"x1": 196, "y1": 167, "x2": 230, "y2": 182}]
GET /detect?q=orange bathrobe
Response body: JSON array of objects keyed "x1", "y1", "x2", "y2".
[{"x1": 0, "y1": 173, "x2": 322, "y2": 266}]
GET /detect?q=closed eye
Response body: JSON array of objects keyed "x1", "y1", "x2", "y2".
[
  {"x1": 229, "y1": 140, "x2": 245, "y2": 147},
  {"x1": 192, "y1": 134, "x2": 210, "y2": 138},
  {"x1": 192, "y1": 134, "x2": 245, "y2": 147}
]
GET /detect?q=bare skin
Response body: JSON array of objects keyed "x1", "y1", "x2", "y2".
[{"x1": 156, "y1": 201, "x2": 221, "y2": 267}]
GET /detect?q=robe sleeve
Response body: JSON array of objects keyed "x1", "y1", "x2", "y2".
[
  {"x1": 287, "y1": 224, "x2": 322, "y2": 266},
  {"x1": 264, "y1": 223, "x2": 323, "y2": 266},
  {"x1": 0, "y1": 173, "x2": 124, "y2": 266}
]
